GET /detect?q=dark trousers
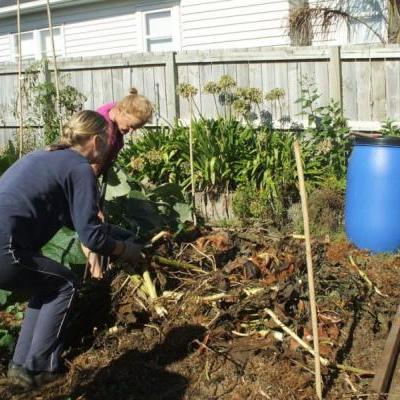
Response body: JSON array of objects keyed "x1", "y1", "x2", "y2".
[{"x1": 0, "y1": 234, "x2": 77, "y2": 373}]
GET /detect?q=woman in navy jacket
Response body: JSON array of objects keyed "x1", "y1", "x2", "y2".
[{"x1": 0, "y1": 110, "x2": 141, "y2": 388}]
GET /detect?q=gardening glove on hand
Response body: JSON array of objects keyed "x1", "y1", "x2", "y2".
[
  {"x1": 81, "y1": 244, "x2": 103, "y2": 279},
  {"x1": 118, "y1": 240, "x2": 145, "y2": 271}
]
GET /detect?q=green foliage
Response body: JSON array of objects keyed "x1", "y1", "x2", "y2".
[
  {"x1": 0, "y1": 290, "x2": 11, "y2": 306},
  {"x1": 19, "y1": 60, "x2": 87, "y2": 150},
  {"x1": 33, "y1": 81, "x2": 86, "y2": 145},
  {"x1": 232, "y1": 184, "x2": 273, "y2": 223},
  {"x1": 105, "y1": 177, "x2": 193, "y2": 238},
  {"x1": 41, "y1": 227, "x2": 87, "y2": 269},
  {"x1": 118, "y1": 75, "x2": 352, "y2": 227},
  {"x1": 296, "y1": 76, "x2": 351, "y2": 182},
  {"x1": 6, "y1": 303, "x2": 24, "y2": 320},
  {"x1": 0, "y1": 329, "x2": 15, "y2": 351},
  {"x1": 380, "y1": 119, "x2": 400, "y2": 136},
  {"x1": 0, "y1": 141, "x2": 18, "y2": 176},
  {"x1": 105, "y1": 168, "x2": 132, "y2": 201}
]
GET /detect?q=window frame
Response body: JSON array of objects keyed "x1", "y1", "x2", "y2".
[
  {"x1": 9, "y1": 25, "x2": 66, "y2": 61},
  {"x1": 136, "y1": 3, "x2": 181, "y2": 53}
]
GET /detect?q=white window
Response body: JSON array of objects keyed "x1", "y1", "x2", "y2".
[
  {"x1": 137, "y1": 5, "x2": 180, "y2": 52},
  {"x1": 11, "y1": 26, "x2": 65, "y2": 61}
]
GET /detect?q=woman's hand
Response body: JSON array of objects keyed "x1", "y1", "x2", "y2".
[{"x1": 81, "y1": 244, "x2": 103, "y2": 279}]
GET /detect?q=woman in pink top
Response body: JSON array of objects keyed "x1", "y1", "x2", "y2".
[
  {"x1": 95, "y1": 88, "x2": 153, "y2": 175},
  {"x1": 84, "y1": 88, "x2": 153, "y2": 278}
]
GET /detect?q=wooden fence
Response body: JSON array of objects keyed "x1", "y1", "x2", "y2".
[{"x1": 1, "y1": 44, "x2": 400, "y2": 144}]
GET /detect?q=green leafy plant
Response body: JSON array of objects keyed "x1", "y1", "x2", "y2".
[
  {"x1": 41, "y1": 227, "x2": 87, "y2": 269},
  {"x1": 18, "y1": 60, "x2": 86, "y2": 151},
  {"x1": 296, "y1": 76, "x2": 350, "y2": 184},
  {"x1": 0, "y1": 141, "x2": 18, "y2": 176},
  {"x1": 380, "y1": 119, "x2": 400, "y2": 136},
  {"x1": 0, "y1": 327, "x2": 15, "y2": 352}
]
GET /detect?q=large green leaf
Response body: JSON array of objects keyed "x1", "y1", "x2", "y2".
[
  {"x1": 150, "y1": 183, "x2": 185, "y2": 203},
  {"x1": 0, "y1": 290, "x2": 11, "y2": 306},
  {"x1": 42, "y1": 227, "x2": 86, "y2": 268},
  {"x1": 0, "y1": 330, "x2": 15, "y2": 351},
  {"x1": 173, "y1": 202, "x2": 193, "y2": 223},
  {"x1": 105, "y1": 168, "x2": 131, "y2": 200}
]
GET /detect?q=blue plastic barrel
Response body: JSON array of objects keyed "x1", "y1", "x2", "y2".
[{"x1": 345, "y1": 136, "x2": 400, "y2": 253}]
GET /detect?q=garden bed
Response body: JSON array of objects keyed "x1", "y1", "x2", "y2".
[{"x1": 0, "y1": 228, "x2": 398, "y2": 399}]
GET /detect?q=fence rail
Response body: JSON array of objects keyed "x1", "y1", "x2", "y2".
[{"x1": 1, "y1": 44, "x2": 400, "y2": 144}]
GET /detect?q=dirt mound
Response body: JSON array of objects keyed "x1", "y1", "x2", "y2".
[{"x1": 0, "y1": 229, "x2": 398, "y2": 399}]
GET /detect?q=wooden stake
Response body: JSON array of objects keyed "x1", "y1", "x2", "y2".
[
  {"x1": 46, "y1": 0, "x2": 63, "y2": 135},
  {"x1": 371, "y1": 305, "x2": 400, "y2": 395},
  {"x1": 189, "y1": 100, "x2": 197, "y2": 226},
  {"x1": 293, "y1": 139, "x2": 323, "y2": 399},
  {"x1": 16, "y1": 0, "x2": 23, "y2": 158}
]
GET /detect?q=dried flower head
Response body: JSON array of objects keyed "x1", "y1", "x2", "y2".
[
  {"x1": 218, "y1": 75, "x2": 236, "y2": 91},
  {"x1": 130, "y1": 156, "x2": 145, "y2": 171},
  {"x1": 265, "y1": 88, "x2": 286, "y2": 102},
  {"x1": 316, "y1": 138, "x2": 333, "y2": 155},
  {"x1": 145, "y1": 149, "x2": 163, "y2": 164},
  {"x1": 203, "y1": 81, "x2": 221, "y2": 95},
  {"x1": 176, "y1": 83, "x2": 198, "y2": 99},
  {"x1": 233, "y1": 98, "x2": 251, "y2": 115},
  {"x1": 237, "y1": 87, "x2": 263, "y2": 104}
]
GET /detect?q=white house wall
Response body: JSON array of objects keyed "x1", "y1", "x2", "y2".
[
  {"x1": 180, "y1": 0, "x2": 291, "y2": 49},
  {"x1": 0, "y1": 0, "x2": 293, "y2": 61},
  {"x1": 0, "y1": 35, "x2": 10, "y2": 62}
]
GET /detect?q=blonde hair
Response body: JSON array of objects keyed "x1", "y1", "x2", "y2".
[
  {"x1": 48, "y1": 110, "x2": 107, "y2": 151},
  {"x1": 117, "y1": 88, "x2": 153, "y2": 127}
]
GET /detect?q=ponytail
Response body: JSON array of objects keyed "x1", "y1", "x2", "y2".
[{"x1": 48, "y1": 111, "x2": 107, "y2": 151}]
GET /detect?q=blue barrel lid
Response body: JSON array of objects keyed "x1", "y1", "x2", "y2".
[{"x1": 355, "y1": 136, "x2": 400, "y2": 147}]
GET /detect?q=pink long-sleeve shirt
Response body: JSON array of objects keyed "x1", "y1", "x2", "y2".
[{"x1": 96, "y1": 102, "x2": 124, "y2": 173}]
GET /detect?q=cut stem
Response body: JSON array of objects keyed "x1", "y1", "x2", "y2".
[
  {"x1": 264, "y1": 308, "x2": 374, "y2": 376},
  {"x1": 152, "y1": 255, "x2": 207, "y2": 274}
]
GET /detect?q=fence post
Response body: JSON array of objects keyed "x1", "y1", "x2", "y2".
[
  {"x1": 329, "y1": 46, "x2": 343, "y2": 109},
  {"x1": 165, "y1": 51, "x2": 179, "y2": 122}
]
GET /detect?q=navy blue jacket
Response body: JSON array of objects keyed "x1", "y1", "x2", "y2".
[{"x1": 0, "y1": 149, "x2": 116, "y2": 254}]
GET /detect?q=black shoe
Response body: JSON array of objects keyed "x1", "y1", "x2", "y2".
[
  {"x1": 7, "y1": 361, "x2": 35, "y2": 389},
  {"x1": 33, "y1": 367, "x2": 67, "y2": 387}
]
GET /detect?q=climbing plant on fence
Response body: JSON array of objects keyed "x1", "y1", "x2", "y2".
[{"x1": 16, "y1": 59, "x2": 86, "y2": 152}]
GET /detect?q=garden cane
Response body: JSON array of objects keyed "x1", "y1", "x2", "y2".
[{"x1": 293, "y1": 138, "x2": 323, "y2": 400}]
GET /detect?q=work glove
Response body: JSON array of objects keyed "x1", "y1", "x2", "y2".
[{"x1": 118, "y1": 240, "x2": 145, "y2": 266}]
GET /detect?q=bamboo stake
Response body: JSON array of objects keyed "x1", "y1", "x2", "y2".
[
  {"x1": 264, "y1": 308, "x2": 374, "y2": 376},
  {"x1": 16, "y1": 0, "x2": 23, "y2": 158},
  {"x1": 189, "y1": 99, "x2": 197, "y2": 226},
  {"x1": 46, "y1": 0, "x2": 63, "y2": 135},
  {"x1": 293, "y1": 139, "x2": 323, "y2": 399}
]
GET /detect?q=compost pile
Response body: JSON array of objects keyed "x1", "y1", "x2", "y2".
[{"x1": 1, "y1": 228, "x2": 400, "y2": 400}]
